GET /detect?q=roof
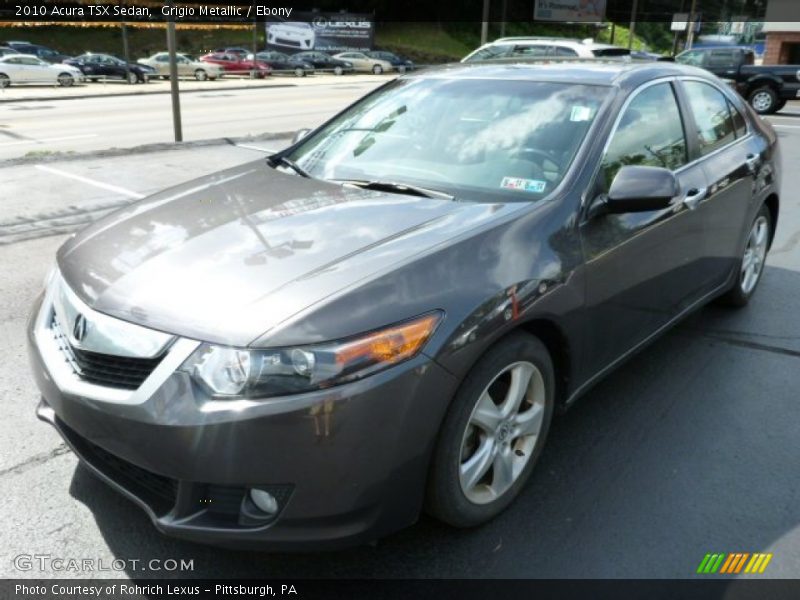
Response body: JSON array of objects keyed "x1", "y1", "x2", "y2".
[{"x1": 408, "y1": 61, "x2": 712, "y2": 89}]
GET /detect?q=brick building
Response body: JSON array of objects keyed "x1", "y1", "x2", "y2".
[{"x1": 762, "y1": 0, "x2": 800, "y2": 64}]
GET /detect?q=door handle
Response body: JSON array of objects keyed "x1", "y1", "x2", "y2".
[
  {"x1": 681, "y1": 187, "x2": 707, "y2": 210},
  {"x1": 746, "y1": 153, "x2": 761, "y2": 174}
]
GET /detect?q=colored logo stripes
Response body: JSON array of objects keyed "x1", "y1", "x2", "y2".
[{"x1": 697, "y1": 553, "x2": 773, "y2": 574}]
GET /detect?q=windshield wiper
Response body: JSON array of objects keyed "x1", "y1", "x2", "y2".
[
  {"x1": 334, "y1": 179, "x2": 454, "y2": 201},
  {"x1": 267, "y1": 155, "x2": 311, "y2": 178}
]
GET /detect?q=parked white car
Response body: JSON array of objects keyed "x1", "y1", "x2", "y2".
[
  {"x1": 462, "y1": 37, "x2": 630, "y2": 62},
  {"x1": 266, "y1": 22, "x2": 316, "y2": 51},
  {"x1": 138, "y1": 52, "x2": 224, "y2": 81},
  {"x1": 0, "y1": 54, "x2": 84, "y2": 87},
  {"x1": 332, "y1": 51, "x2": 393, "y2": 74}
]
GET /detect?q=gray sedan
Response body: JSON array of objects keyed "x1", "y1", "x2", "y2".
[{"x1": 29, "y1": 61, "x2": 779, "y2": 549}]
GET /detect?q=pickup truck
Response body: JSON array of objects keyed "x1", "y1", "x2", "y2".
[{"x1": 676, "y1": 45, "x2": 800, "y2": 114}]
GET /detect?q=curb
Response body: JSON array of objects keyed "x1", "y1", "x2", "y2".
[
  {"x1": 0, "y1": 131, "x2": 293, "y2": 167},
  {"x1": 0, "y1": 82, "x2": 299, "y2": 104}
]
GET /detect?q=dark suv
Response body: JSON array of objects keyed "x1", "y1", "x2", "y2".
[{"x1": 676, "y1": 46, "x2": 799, "y2": 114}]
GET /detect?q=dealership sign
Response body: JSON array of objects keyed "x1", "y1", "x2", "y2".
[
  {"x1": 266, "y1": 13, "x2": 374, "y2": 53},
  {"x1": 534, "y1": 0, "x2": 606, "y2": 22}
]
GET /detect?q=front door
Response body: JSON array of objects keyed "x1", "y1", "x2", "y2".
[{"x1": 579, "y1": 80, "x2": 709, "y2": 378}]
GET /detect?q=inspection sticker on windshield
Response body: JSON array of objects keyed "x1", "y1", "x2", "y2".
[
  {"x1": 570, "y1": 106, "x2": 594, "y2": 122},
  {"x1": 501, "y1": 177, "x2": 546, "y2": 193}
]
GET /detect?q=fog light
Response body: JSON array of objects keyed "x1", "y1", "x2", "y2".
[{"x1": 249, "y1": 488, "x2": 278, "y2": 515}]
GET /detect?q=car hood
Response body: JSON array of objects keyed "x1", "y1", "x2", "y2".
[{"x1": 57, "y1": 161, "x2": 523, "y2": 347}]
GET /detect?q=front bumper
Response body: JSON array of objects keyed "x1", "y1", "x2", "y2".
[{"x1": 27, "y1": 293, "x2": 458, "y2": 550}]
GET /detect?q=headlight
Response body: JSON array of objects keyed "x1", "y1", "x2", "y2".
[{"x1": 182, "y1": 312, "x2": 442, "y2": 399}]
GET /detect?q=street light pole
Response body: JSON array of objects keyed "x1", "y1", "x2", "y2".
[
  {"x1": 481, "y1": 0, "x2": 490, "y2": 45},
  {"x1": 166, "y1": 5, "x2": 182, "y2": 142},
  {"x1": 628, "y1": 0, "x2": 639, "y2": 50},
  {"x1": 686, "y1": 0, "x2": 698, "y2": 50}
]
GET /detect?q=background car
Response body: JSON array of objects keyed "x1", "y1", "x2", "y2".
[
  {"x1": 462, "y1": 37, "x2": 630, "y2": 62},
  {"x1": 198, "y1": 52, "x2": 271, "y2": 77},
  {"x1": 1, "y1": 41, "x2": 70, "y2": 63},
  {"x1": 267, "y1": 22, "x2": 316, "y2": 50},
  {"x1": 675, "y1": 45, "x2": 798, "y2": 114},
  {"x1": 246, "y1": 51, "x2": 314, "y2": 76},
  {"x1": 292, "y1": 51, "x2": 353, "y2": 75},
  {"x1": 332, "y1": 51, "x2": 393, "y2": 74},
  {"x1": 138, "y1": 52, "x2": 224, "y2": 81},
  {"x1": 0, "y1": 54, "x2": 84, "y2": 87},
  {"x1": 0, "y1": 47, "x2": 16, "y2": 57},
  {"x1": 367, "y1": 50, "x2": 415, "y2": 73},
  {"x1": 65, "y1": 53, "x2": 154, "y2": 84}
]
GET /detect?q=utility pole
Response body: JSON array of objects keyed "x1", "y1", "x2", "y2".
[
  {"x1": 628, "y1": 0, "x2": 639, "y2": 50},
  {"x1": 481, "y1": 0, "x2": 490, "y2": 45},
  {"x1": 166, "y1": 1, "x2": 182, "y2": 142},
  {"x1": 251, "y1": 0, "x2": 258, "y2": 79},
  {"x1": 686, "y1": 0, "x2": 699, "y2": 50},
  {"x1": 500, "y1": 0, "x2": 507, "y2": 38}
]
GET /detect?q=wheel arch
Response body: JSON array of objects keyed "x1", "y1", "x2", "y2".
[
  {"x1": 764, "y1": 193, "x2": 779, "y2": 249},
  {"x1": 517, "y1": 318, "x2": 572, "y2": 410}
]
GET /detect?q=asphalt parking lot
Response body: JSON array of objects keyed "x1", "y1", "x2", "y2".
[{"x1": 0, "y1": 92, "x2": 799, "y2": 579}]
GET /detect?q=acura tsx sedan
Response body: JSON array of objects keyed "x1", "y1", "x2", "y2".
[{"x1": 29, "y1": 61, "x2": 779, "y2": 550}]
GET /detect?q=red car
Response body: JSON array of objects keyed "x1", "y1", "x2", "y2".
[{"x1": 198, "y1": 52, "x2": 271, "y2": 77}]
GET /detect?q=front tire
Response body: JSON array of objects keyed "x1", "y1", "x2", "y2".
[
  {"x1": 718, "y1": 204, "x2": 772, "y2": 307},
  {"x1": 195, "y1": 69, "x2": 208, "y2": 81},
  {"x1": 126, "y1": 71, "x2": 137, "y2": 85},
  {"x1": 333, "y1": 65, "x2": 343, "y2": 76},
  {"x1": 426, "y1": 332, "x2": 555, "y2": 527},
  {"x1": 57, "y1": 73, "x2": 74, "y2": 87},
  {"x1": 0, "y1": 73, "x2": 9, "y2": 88},
  {"x1": 372, "y1": 64, "x2": 383, "y2": 75},
  {"x1": 748, "y1": 86, "x2": 778, "y2": 114}
]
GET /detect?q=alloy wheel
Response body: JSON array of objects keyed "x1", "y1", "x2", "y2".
[
  {"x1": 741, "y1": 215, "x2": 769, "y2": 294},
  {"x1": 458, "y1": 361, "x2": 546, "y2": 504},
  {"x1": 751, "y1": 91, "x2": 773, "y2": 112},
  {"x1": 58, "y1": 74, "x2": 73, "y2": 87}
]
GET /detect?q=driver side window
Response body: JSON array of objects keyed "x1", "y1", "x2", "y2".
[{"x1": 599, "y1": 82, "x2": 688, "y2": 191}]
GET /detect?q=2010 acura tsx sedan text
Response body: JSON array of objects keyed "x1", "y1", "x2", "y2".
[{"x1": 28, "y1": 62, "x2": 780, "y2": 550}]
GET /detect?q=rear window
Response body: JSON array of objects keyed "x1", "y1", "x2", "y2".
[
  {"x1": 465, "y1": 45, "x2": 514, "y2": 62},
  {"x1": 592, "y1": 48, "x2": 630, "y2": 57}
]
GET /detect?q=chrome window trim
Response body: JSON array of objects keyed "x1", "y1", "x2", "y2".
[{"x1": 33, "y1": 272, "x2": 200, "y2": 405}]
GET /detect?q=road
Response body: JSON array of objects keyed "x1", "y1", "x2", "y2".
[
  {"x1": 0, "y1": 91, "x2": 799, "y2": 579},
  {"x1": 0, "y1": 77, "x2": 386, "y2": 160}
]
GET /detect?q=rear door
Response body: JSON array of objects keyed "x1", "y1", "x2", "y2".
[
  {"x1": 677, "y1": 78, "x2": 760, "y2": 291},
  {"x1": 580, "y1": 79, "x2": 709, "y2": 375}
]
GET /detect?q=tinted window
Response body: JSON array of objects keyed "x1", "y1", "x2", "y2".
[
  {"x1": 728, "y1": 99, "x2": 747, "y2": 138},
  {"x1": 676, "y1": 50, "x2": 705, "y2": 66},
  {"x1": 683, "y1": 81, "x2": 736, "y2": 155},
  {"x1": 555, "y1": 46, "x2": 579, "y2": 57},
  {"x1": 601, "y1": 82, "x2": 687, "y2": 189},
  {"x1": 512, "y1": 44, "x2": 549, "y2": 57},
  {"x1": 466, "y1": 45, "x2": 513, "y2": 62},
  {"x1": 707, "y1": 50, "x2": 735, "y2": 67}
]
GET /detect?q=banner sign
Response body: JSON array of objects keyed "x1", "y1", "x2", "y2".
[
  {"x1": 265, "y1": 13, "x2": 375, "y2": 53},
  {"x1": 533, "y1": 0, "x2": 606, "y2": 22}
]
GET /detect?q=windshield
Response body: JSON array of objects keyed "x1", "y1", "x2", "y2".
[{"x1": 286, "y1": 77, "x2": 609, "y2": 202}]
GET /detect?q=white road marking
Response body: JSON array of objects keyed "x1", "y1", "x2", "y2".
[
  {"x1": 35, "y1": 165, "x2": 145, "y2": 199},
  {"x1": 234, "y1": 143, "x2": 277, "y2": 153},
  {"x1": 770, "y1": 123, "x2": 800, "y2": 130},
  {"x1": 0, "y1": 133, "x2": 98, "y2": 148}
]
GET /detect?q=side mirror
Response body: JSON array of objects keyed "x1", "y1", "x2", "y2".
[
  {"x1": 292, "y1": 128, "x2": 311, "y2": 144},
  {"x1": 600, "y1": 165, "x2": 679, "y2": 214}
]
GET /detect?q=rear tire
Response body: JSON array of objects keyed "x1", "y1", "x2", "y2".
[
  {"x1": 748, "y1": 86, "x2": 778, "y2": 114},
  {"x1": 718, "y1": 204, "x2": 772, "y2": 307},
  {"x1": 372, "y1": 64, "x2": 383, "y2": 75},
  {"x1": 425, "y1": 332, "x2": 555, "y2": 527},
  {"x1": 294, "y1": 67, "x2": 305, "y2": 77},
  {"x1": 126, "y1": 71, "x2": 137, "y2": 85},
  {"x1": 333, "y1": 66, "x2": 343, "y2": 76},
  {"x1": 194, "y1": 69, "x2": 208, "y2": 81},
  {"x1": 0, "y1": 73, "x2": 9, "y2": 88}
]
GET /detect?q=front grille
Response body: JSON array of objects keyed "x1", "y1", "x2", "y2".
[
  {"x1": 89, "y1": 440, "x2": 178, "y2": 504},
  {"x1": 51, "y1": 312, "x2": 163, "y2": 390}
]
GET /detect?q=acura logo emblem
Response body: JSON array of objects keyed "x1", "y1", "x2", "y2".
[{"x1": 72, "y1": 314, "x2": 87, "y2": 342}]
